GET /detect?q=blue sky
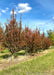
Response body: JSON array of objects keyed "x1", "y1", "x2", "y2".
[{"x1": 0, "y1": 0, "x2": 54, "y2": 34}]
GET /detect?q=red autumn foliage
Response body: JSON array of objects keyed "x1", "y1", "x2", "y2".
[
  {"x1": 41, "y1": 32, "x2": 52, "y2": 50},
  {"x1": 0, "y1": 26, "x2": 4, "y2": 42},
  {"x1": 23, "y1": 28, "x2": 42, "y2": 53},
  {"x1": 0, "y1": 25, "x2": 5, "y2": 52},
  {"x1": 23, "y1": 27, "x2": 52, "y2": 53},
  {"x1": 3, "y1": 9, "x2": 52, "y2": 54},
  {"x1": 4, "y1": 9, "x2": 22, "y2": 55}
]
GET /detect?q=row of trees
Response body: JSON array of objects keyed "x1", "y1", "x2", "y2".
[{"x1": 0, "y1": 9, "x2": 52, "y2": 55}]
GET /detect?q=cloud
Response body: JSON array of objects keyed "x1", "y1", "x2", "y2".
[
  {"x1": 52, "y1": 17, "x2": 54, "y2": 20},
  {"x1": 1, "y1": 7, "x2": 9, "y2": 13},
  {"x1": 18, "y1": 3, "x2": 32, "y2": 13},
  {"x1": 1, "y1": 10, "x2": 6, "y2": 13},
  {"x1": 9, "y1": 3, "x2": 32, "y2": 14},
  {"x1": 23, "y1": 19, "x2": 54, "y2": 32},
  {"x1": 10, "y1": 11, "x2": 17, "y2": 14}
]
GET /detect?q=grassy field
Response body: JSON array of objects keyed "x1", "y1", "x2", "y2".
[{"x1": 0, "y1": 49, "x2": 54, "y2": 75}]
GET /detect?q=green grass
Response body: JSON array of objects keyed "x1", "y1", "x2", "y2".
[
  {"x1": 0, "y1": 54, "x2": 11, "y2": 60},
  {"x1": 50, "y1": 46, "x2": 54, "y2": 49},
  {"x1": 0, "y1": 50, "x2": 26, "y2": 60},
  {"x1": 14, "y1": 50, "x2": 26, "y2": 57},
  {"x1": 0, "y1": 48, "x2": 11, "y2": 60},
  {"x1": 0, "y1": 50, "x2": 54, "y2": 75},
  {"x1": 1, "y1": 48, "x2": 10, "y2": 53}
]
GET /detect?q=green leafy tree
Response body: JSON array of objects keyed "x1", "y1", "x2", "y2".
[{"x1": 47, "y1": 30, "x2": 54, "y2": 45}]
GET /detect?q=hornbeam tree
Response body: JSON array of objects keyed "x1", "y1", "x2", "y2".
[
  {"x1": 41, "y1": 32, "x2": 52, "y2": 50},
  {"x1": 23, "y1": 27, "x2": 51, "y2": 53},
  {"x1": 0, "y1": 25, "x2": 4, "y2": 52},
  {"x1": 4, "y1": 9, "x2": 21, "y2": 55},
  {"x1": 4, "y1": 9, "x2": 52, "y2": 56},
  {"x1": 0, "y1": 26, "x2": 4, "y2": 42}
]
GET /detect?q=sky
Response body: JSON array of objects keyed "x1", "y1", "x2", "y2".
[{"x1": 0, "y1": 0, "x2": 54, "y2": 35}]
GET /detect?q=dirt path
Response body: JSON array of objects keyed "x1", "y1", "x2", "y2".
[{"x1": 0, "y1": 49, "x2": 54, "y2": 71}]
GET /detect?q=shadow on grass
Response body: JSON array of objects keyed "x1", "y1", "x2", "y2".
[
  {"x1": 0, "y1": 54, "x2": 11, "y2": 59},
  {"x1": 0, "y1": 50, "x2": 26, "y2": 59},
  {"x1": 1, "y1": 49, "x2": 10, "y2": 53},
  {"x1": 14, "y1": 52, "x2": 26, "y2": 57}
]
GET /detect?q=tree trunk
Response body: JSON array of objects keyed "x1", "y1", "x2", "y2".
[{"x1": 11, "y1": 55, "x2": 14, "y2": 60}]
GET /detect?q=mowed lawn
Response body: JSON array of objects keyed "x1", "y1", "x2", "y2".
[{"x1": 0, "y1": 50, "x2": 54, "y2": 75}]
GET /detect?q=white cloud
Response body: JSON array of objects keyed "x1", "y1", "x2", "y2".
[
  {"x1": 1, "y1": 7, "x2": 9, "y2": 13},
  {"x1": 1, "y1": 10, "x2": 6, "y2": 13},
  {"x1": 10, "y1": 11, "x2": 13, "y2": 14},
  {"x1": 52, "y1": 17, "x2": 54, "y2": 20},
  {"x1": 9, "y1": 3, "x2": 32, "y2": 14},
  {"x1": 10, "y1": 11, "x2": 17, "y2": 14},
  {"x1": 18, "y1": 3, "x2": 32, "y2": 13}
]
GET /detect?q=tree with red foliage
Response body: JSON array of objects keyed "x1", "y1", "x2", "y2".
[
  {"x1": 23, "y1": 27, "x2": 32, "y2": 53},
  {"x1": 4, "y1": 9, "x2": 52, "y2": 56},
  {"x1": 23, "y1": 27, "x2": 42, "y2": 53},
  {"x1": 23, "y1": 27, "x2": 52, "y2": 53},
  {"x1": 4, "y1": 9, "x2": 21, "y2": 55},
  {"x1": 0, "y1": 25, "x2": 4, "y2": 52},
  {"x1": 41, "y1": 32, "x2": 52, "y2": 50},
  {"x1": 33, "y1": 28, "x2": 42, "y2": 52}
]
